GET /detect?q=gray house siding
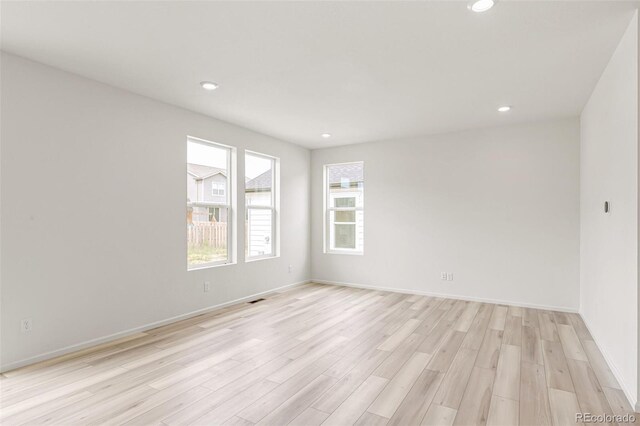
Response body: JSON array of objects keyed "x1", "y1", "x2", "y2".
[{"x1": 187, "y1": 174, "x2": 197, "y2": 203}]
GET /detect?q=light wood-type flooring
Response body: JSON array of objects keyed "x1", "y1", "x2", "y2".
[{"x1": 0, "y1": 283, "x2": 637, "y2": 425}]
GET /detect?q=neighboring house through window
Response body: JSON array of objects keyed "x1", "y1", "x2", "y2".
[{"x1": 187, "y1": 136, "x2": 234, "y2": 269}]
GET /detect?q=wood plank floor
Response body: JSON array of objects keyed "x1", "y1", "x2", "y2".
[{"x1": 0, "y1": 283, "x2": 636, "y2": 425}]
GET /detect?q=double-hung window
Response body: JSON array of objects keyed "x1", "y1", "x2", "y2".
[
  {"x1": 187, "y1": 136, "x2": 234, "y2": 269},
  {"x1": 245, "y1": 151, "x2": 279, "y2": 260},
  {"x1": 325, "y1": 162, "x2": 364, "y2": 254}
]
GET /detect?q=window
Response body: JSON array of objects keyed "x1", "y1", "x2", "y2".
[
  {"x1": 211, "y1": 182, "x2": 225, "y2": 196},
  {"x1": 187, "y1": 137, "x2": 234, "y2": 269},
  {"x1": 325, "y1": 162, "x2": 364, "y2": 254},
  {"x1": 245, "y1": 151, "x2": 278, "y2": 260},
  {"x1": 208, "y1": 207, "x2": 220, "y2": 222}
]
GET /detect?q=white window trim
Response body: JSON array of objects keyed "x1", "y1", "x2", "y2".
[
  {"x1": 324, "y1": 161, "x2": 364, "y2": 255},
  {"x1": 245, "y1": 150, "x2": 280, "y2": 261},
  {"x1": 187, "y1": 136, "x2": 236, "y2": 270}
]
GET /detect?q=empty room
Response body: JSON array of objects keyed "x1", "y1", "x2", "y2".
[{"x1": 1, "y1": 1, "x2": 640, "y2": 425}]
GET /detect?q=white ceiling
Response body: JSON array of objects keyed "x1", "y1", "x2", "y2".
[{"x1": 1, "y1": 1, "x2": 638, "y2": 149}]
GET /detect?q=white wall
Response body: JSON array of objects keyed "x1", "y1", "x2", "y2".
[
  {"x1": 0, "y1": 53, "x2": 311, "y2": 371},
  {"x1": 580, "y1": 11, "x2": 638, "y2": 408},
  {"x1": 311, "y1": 119, "x2": 580, "y2": 311}
]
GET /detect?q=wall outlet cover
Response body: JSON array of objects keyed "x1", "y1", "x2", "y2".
[{"x1": 21, "y1": 318, "x2": 33, "y2": 333}]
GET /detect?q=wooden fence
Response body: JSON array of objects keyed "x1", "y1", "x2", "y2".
[{"x1": 188, "y1": 222, "x2": 227, "y2": 247}]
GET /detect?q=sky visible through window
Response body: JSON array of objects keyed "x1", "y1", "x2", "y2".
[{"x1": 187, "y1": 141, "x2": 269, "y2": 179}]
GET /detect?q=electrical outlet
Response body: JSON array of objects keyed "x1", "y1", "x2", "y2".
[
  {"x1": 441, "y1": 272, "x2": 447, "y2": 280},
  {"x1": 21, "y1": 318, "x2": 32, "y2": 333},
  {"x1": 203, "y1": 281, "x2": 211, "y2": 292},
  {"x1": 288, "y1": 265, "x2": 293, "y2": 273},
  {"x1": 447, "y1": 273, "x2": 454, "y2": 281}
]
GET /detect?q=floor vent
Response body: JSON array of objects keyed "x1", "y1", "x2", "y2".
[{"x1": 248, "y1": 298, "x2": 266, "y2": 304}]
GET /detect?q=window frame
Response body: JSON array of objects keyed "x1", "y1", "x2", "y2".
[
  {"x1": 324, "y1": 161, "x2": 364, "y2": 255},
  {"x1": 244, "y1": 150, "x2": 280, "y2": 262},
  {"x1": 187, "y1": 136, "x2": 235, "y2": 270}
]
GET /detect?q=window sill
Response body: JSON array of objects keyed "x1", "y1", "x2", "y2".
[
  {"x1": 324, "y1": 250, "x2": 363, "y2": 256},
  {"x1": 245, "y1": 254, "x2": 280, "y2": 263},
  {"x1": 188, "y1": 261, "x2": 236, "y2": 271}
]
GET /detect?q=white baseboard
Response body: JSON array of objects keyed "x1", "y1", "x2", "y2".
[
  {"x1": 580, "y1": 314, "x2": 638, "y2": 412},
  {"x1": 311, "y1": 279, "x2": 578, "y2": 313},
  {"x1": 0, "y1": 280, "x2": 311, "y2": 373}
]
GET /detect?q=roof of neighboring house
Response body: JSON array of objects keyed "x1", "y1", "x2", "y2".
[
  {"x1": 328, "y1": 163, "x2": 364, "y2": 186},
  {"x1": 245, "y1": 169, "x2": 272, "y2": 192},
  {"x1": 191, "y1": 163, "x2": 362, "y2": 190},
  {"x1": 244, "y1": 163, "x2": 363, "y2": 192},
  {"x1": 187, "y1": 163, "x2": 226, "y2": 180}
]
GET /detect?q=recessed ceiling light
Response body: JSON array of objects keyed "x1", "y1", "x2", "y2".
[
  {"x1": 498, "y1": 105, "x2": 511, "y2": 112},
  {"x1": 200, "y1": 81, "x2": 219, "y2": 91},
  {"x1": 468, "y1": 0, "x2": 495, "y2": 13},
  {"x1": 321, "y1": 133, "x2": 332, "y2": 139}
]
